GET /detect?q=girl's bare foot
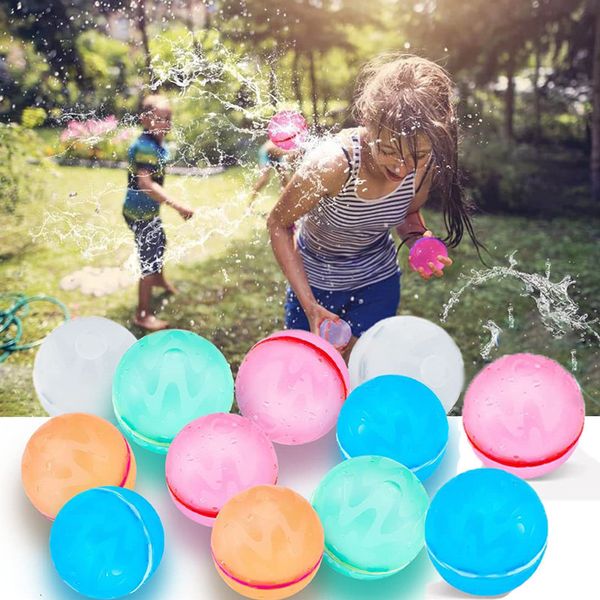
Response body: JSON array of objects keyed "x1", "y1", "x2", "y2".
[{"x1": 133, "y1": 313, "x2": 169, "y2": 331}]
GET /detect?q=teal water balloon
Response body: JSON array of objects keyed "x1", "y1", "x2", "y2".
[
  {"x1": 337, "y1": 375, "x2": 448, "y2": 480},
  {"x1": 50, "y1": 486, "x2": 164, "y2": 599},
  {"x1": 312, "y1": 456, "x2": 429, "y2": 579},
  {"x1": 425, "y1": 468, "x2": 548, "y2": 596},
  {"x1": 113, "y1": 329, "x2": 234, "y2": 453}
]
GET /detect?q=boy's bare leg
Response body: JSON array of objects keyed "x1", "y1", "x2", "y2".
[
  {"x1": 155, "y1": 270, "x2": 178, "y2": 295},
  {"x1": 134, "y1": 274, "x2": 169, "y2": 331}
]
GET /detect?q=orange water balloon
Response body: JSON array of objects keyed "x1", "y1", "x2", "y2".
[
  {"x1": 211, "y1": 485, "x2": 324, "y2": 599},
  {"x1": 21, "y1": 413, "x2": 136, "y2": 519}
]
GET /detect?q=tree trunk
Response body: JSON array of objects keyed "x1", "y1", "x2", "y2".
[
  {"x1": 505, "y1": 51, "x2": 515, "y2": 142},
  {"x1": 268, "y1": 57, "x2": 279, "y2": 108},
  {"x1": 137, "y1": 0, "x2": 154, "y2": 82},
  {"x1": 308, "y1": 51, "x2": 319, "y2": 127},
  {"x1": 533, "y1": 41, "x2": 542, "y2": 144},
  {"x1": 292, "y1": 49, "x2": 304, "y2": 111},
  {"x1": 592, "y1": 0, "x2": 600, "y2": 202}
]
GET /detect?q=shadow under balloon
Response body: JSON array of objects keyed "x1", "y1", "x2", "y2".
[
  {"x1": 301, "y1": 548, "x2": 437, "y2": 600},
  {"x1": 529, "y1": 448, "x2": 600, "y2": 501},
  {"x1": 425, "y1": 580, "x2": 511, "y2": 599}
]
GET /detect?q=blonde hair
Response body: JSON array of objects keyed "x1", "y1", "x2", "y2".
[
  {"x1": 353, "y1": 53, "x2": 485, "y2": 257},
  {"x1": 141, "y1": 94, "x2": 171, "y2": 113}
]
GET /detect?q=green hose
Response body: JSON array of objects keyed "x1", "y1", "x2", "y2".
[{"x1": 0, "y1": 293, "x2": 70, "y2": 363}]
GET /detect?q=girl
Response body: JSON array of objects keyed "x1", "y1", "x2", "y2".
[{"x1": 267, "y1": 54, "x2": 484, "y2": 358}]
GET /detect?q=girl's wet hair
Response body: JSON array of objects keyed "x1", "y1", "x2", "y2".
[{"x1": 353, "y1": 53, "x2": 486, "y2": 259}]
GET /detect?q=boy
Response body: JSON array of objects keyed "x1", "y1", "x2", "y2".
[{"x1": 123, "y1": 95, "x2": 194, "y2": 331}]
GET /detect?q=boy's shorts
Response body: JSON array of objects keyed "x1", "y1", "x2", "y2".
[
  {"x1": 124, "y1": 215, "x2": 166, "y2": 277},
  {"x1": 284, "y1": 272, "x2": 401, "y2": 338}
]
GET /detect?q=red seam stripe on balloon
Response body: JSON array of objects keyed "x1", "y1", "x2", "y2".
[
  {"x1": 118, "y1": 437, "x2": 133, "y2": 488},
  {"x1": 166, "y1": 475, "x2": 279, "y2": 520},
  {"x1": 211, "y1": 549, "x2": 322, "y2": 590},
  {"x1": 253, "y1": 335, "x2": 349, "y2": 397},
  {"x1": 464, "y1": 421, "x2": 584, "y2": 468}
]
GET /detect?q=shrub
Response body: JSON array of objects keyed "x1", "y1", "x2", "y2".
[{"x1": 0, "y1": 124, "x2": 50, "y2": 215}]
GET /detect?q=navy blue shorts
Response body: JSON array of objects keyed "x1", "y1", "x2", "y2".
[
  {"x1": 124, "y1": 215, "x2": 166, "y2": 277},
  {"x1": 284, "y1": 272, "x2": 401, "y2": 338}
]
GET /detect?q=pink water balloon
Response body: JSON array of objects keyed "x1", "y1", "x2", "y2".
[
  {"x1": 166, "y1": 413, "x2": 278, "y2": 526},
  {"x1": 319, "y1": 318, "x2": 352, "y2": 350},
  {"x1": 463, "y1": 353, "x2": 585, "y2": 478},
  {"x1": 409, "y1": 237, "x2": 448, "y2": 276},
  {"x1": 236, "y1": 330, "x2": 349, "y2": 445},
  {"x1": 267, "y1": 111, "x2": 308, "y2": 150}
]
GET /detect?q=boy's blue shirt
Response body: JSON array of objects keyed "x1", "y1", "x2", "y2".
[{"x1": 123, "y1": 132, "x2": 170, "y2": 220}]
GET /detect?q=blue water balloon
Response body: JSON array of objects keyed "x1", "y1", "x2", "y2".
[
  {"x1": 425, "y1": 468, "x2": 548, "y2": 596},
  {"x1": 337, "y1": 375, "x2": 448, "y2": 480},
  {"x1": 50, "y1": 486, "x2": 164, "y2": 599}
]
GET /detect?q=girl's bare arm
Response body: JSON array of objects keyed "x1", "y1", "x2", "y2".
[{"x1": 267, "y1": 146, "x2": 349, "y2": 327}]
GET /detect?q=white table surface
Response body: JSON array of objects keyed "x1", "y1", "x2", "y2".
[{"x1": 2, "y1": 417, "x2": 599, "y2": 599}]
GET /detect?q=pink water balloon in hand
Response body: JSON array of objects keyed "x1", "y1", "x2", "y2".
[
  {"x1": 463, "y1": 353, "x2": 585, "y2": 478},
  {"x1": 409, "y1": 237, "x2": 448, "y2": 276},
  {"x1": 267, "y1": 110, "x2": 308, "y2": 150}
]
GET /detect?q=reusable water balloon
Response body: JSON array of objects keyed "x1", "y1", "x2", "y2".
[
  {"x1": 166, "y1": 413, "x2": 278, "y2": 526},
  {"x1": 337, "y1": 375, "x2": 448, "y2": 480},
  {"x1": 312, "y1": 456, "x2": 429, "y2": 579},
  {"x1": 211, "y1": 485, "x2": 324, "y2": 599},
  {"x1": 318, "y1": 318, "x2": 352, "y2": 350},
  {"x1": 409, "y1": 237, "x2": 448, "y2": 276},
  {"x1": 463, "y1": 353, "x2": 585, "y2": 478},
  {"x1": 21, "y1": 413, "x2": 136, "y2": 520},
  {"x1": 50, "y1": 486, "x2": 164, "y2": 599},
  {"x1": 33, "y1": 316, "x2": 136, "y2": 419},
  {"x1": 113, "y1": 329, "x2": 234, "y2": 454},
  {"x1": 348, "y1": 315, "x2": 464, "y2": 413},
  {"x1": 236, "y1": 329, "x2": 349, "y2": 444},
  {"x1": 267, "y1": 111, "x2": 308, "y2": 150},
  {"x1": 425, "y1": 468, "x2": 548, "y2": 596}
]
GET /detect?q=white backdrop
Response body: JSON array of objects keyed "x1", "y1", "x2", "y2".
[{"x1": 2, "y1": 417, "x2": 599, "y2": 599}]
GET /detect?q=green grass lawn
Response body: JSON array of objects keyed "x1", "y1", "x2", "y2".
[{"x1": 1, "y1": 164, "x2": 599, "y2": 415}]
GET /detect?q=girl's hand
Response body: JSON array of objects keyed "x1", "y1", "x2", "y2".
[
  {"x1": 305, "y1": 301, "x2": 341, "y2": 336},
  {"x1": 416, "y1": 231, "x2": 453, "y2": 280}
]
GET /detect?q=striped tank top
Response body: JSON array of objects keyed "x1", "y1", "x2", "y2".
[{"x1": 297, "y1": 132, "x2": 415, "y2": 291}]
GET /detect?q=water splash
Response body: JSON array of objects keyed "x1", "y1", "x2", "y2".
[
  {"x1": 481, "y1": 321, "x2": 502, "y2": 360},
  {"x1": 442, "y1": 252, "x2": 600, "y2": 344}
]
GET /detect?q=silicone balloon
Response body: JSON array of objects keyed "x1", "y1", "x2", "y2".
[
  {"x1": 267, "y1": 111, "x2": 308, "y2": 151},
  {"x1": 166, "y1": 413, "x2": 278, "y2": 526},
  {"x1": 426, "y1": 468, "x2": 548, "y2": 596},
  {"x1": 337, "y1": 375, "x2": 448, "y2": 480},
  {"x1": 50, "y1": 486, "x2": 164, "y2": 599},
  {"x1": 33, "y1": 316, "x2": 136, "y2": 419},
  {"x1": 349, "y1": 315, "x2": 464, "y2": 413},
  {"x1": 236, "y1": 330, "x2": 349, "y2": 444},
  {"x1": 463, "y1": 353, "x2": 585, "y2": 478},
  {"x1": 409, "y1": 237, "x2": 448, "y2": 277},
  {"x1": 21, "y1": 413, "x2": 136, "y2": 520},
  {"x1": 211, "y1": 485, "x2": 324, "y2": 599},
  {"x1": 113, "y1": 329, "x2": 234, "y2": 453},
  {"x1": 319, "y1": 318, "x2": 352, "y2": 350},
  {"x1": 312, "y1": 456, "x2": 429, "y2": 579}
]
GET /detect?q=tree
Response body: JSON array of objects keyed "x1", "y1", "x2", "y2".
[
  {"x1": 218, "y1": 0, "x2": 376, "y2": 124},
  {"x1": 591, "y1": 0, "x2": 600, "y2": 200}
]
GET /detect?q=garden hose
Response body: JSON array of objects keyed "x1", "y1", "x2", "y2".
[{"x1": 0, "y1": 293, "x2": 70, "y2": 363}]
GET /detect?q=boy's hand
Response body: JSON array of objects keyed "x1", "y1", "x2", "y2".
[{"x1": 177, "y1": 205, "x2": 194, "y2": 220}]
